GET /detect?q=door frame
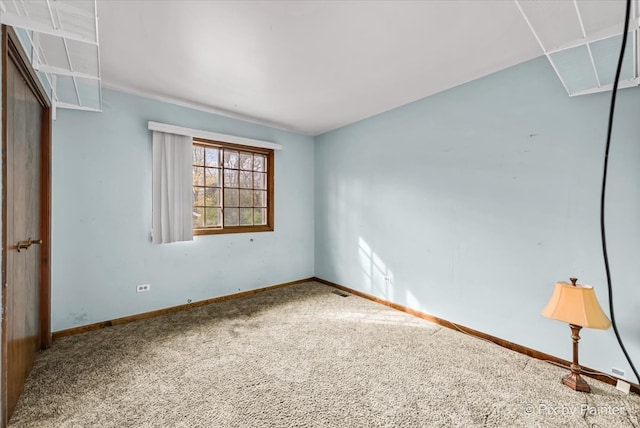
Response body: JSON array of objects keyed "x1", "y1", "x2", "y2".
[{"x1": 1, "y1": 25, "x2": 52, "y2": 425}]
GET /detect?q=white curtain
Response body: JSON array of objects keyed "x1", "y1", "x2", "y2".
[{"x1": 152, "y1": 131, "x2": 193, "y2": 244}]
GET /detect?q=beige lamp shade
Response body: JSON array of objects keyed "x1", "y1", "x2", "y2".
[{"x1": 541, "y1": 281, "x2": 611, "y2": 329}]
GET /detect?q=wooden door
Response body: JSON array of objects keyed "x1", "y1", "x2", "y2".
[{"x1": 2, "y1": 27, "x2": 52, "y2": 426}]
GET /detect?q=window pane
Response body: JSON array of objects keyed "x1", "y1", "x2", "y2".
[
  {"x1": 193, "y1": 207, "x2": 205, "y2": 228},
  {"x1": 193, "y1": 146, "x2": 205, "y2": 166},
  {"x1": 240, "y1": 208, "x2": 253, "y2": 226},
  {"x1": 205, "y1": 147, "x2": 220, "y2": 167},
  {"x1": 193, "y1": 167, "x2": 204, "y2": 186},
  {"x1": 205, "y1": 208, "x2": 221, "y2": 227},
  {"x1": 224, "y1": 150, "x2": 239, "y2": 169},
  {"x1": 224, "y1": 189, "x2": 239, "y2": 207},
  {"x1": 192, "y1": 144, "x2": 272, "y2": 234},
  {"x1": 254, "y1": 208, "x2": 266, "y2": 225},
  {"x1": 224, "y1": 169, "x2": 239, "y2": 188},
  {"x1": 193, "y1": 188, "x2": 204, "y2": 206},
  {"x1": 224, "y1": 208, "x2": 239, "y2": 226},
  {"x1": 239, "y1": 189, "x2": 253, "y2": 207},
  {"x1": 253, "y1": 155, "x2": 266, "y2": 172},
  {"x1": 254, "y1": 172, "x2": 266, "y2": 190},
  {"x1": 205, "y1": 188, "x2": 220, "y2": 207},
  {"x1": 205, "y1": 168, "x2": 220, "y2": 187},
  {"x1": 240, "y1": 152, "x2": 253, "y2": 170},
  {"x1": 254, "y1": 190, "x2": 266, "y2": 207},
  {"x1": 239, "y1": 171, "x2": 252, "y2": 189}
]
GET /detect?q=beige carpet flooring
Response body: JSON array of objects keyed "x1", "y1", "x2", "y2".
[{"x1": 9, "y1": 281, "x2": 640, "y2": 427}]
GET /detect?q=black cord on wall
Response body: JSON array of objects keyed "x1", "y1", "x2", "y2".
[{"x1": 600, "y1": 0, "x2": 640, "y2": 385}]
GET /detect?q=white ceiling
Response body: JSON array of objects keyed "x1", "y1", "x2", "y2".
[{"x1": 96, "y1": 0, "x2": 628, "y2": 135}]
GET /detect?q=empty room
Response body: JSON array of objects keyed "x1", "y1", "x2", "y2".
[{"x1": 1, "y1": 0, "x2": 639, "y2": 427}]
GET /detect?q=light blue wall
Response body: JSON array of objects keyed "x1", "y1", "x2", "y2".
[
  {"x1": 51, "y1": 56, "x2": 639, "y2": 383},
  {"x1": 314, "y1": 56, "x2": 640, "y2": 382},
  {"x1": 51, "y1": 88, "x2": 315, "y2": 331}
]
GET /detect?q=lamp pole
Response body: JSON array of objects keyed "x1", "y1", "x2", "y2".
[{"x1": 562, "y1": 278, "x2": 590, "y2": 392}]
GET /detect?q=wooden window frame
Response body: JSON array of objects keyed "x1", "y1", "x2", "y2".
[{"x1": 193, "y1": 137, "x2": 274, "y2": 235}]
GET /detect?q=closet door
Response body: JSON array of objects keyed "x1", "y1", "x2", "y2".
[{"x1": 2, "y1": 27, "x2": 51, "y2": 425}]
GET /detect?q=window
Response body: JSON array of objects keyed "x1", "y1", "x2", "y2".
[{"x1": 192, "y1": 138, "x2": 274, "y2": 235}]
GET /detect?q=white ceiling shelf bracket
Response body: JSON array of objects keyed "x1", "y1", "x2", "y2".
[
  {"x1": 19, "y1": 22, "x2": 58, "y2": 101},
  {"x1": 516, "y1": 0, "x2": 640, "y2": 96},
  {"x1": 55, "y1": 100, "x2": 101, "y2": 112},
  {"x1": 94, "y1": 0, "x2": 102, "y2": 112},
  {"x1": 0, "y1": 11, "x2": 96, "y2": 44},
  {"x1": 0, "y1": 0, "x2": 102, "y2": 116},
  {"x1": 635, "y1": 1, "x2": 640, "y2": 78},
  {"x1": 51, "y1": 0, "x2": 82, "y2": 106},
  {"x1": 34, "y1": 64, "x2": 99, "y2": 80},
  {"x1": 514, "y1": 0, "x2": 572, "y2": 95},
  {"x1": 574, "y1": 0, "x2": 602, "y2": 88}
]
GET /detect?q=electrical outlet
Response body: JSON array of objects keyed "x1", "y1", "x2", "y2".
[
  {"x1": 136, "y1": 284, "x2": 151, "y2": 293},
  {"x1": 612, "y1": 367, "x2": 625, "y2": 377}
]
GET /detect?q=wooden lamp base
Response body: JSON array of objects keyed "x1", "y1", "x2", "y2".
[
  {"x1": 562, "y1": 324, "x2": 591, "y2": 393},
  {"x1": 562, "y1": 369, "x2": 590, "y2": 392}
]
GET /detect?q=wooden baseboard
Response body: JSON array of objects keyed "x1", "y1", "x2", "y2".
[
  {"x1": 52, "y1": 277, "x2": 315, "y2": 339},
  {"x1": 312, "y1": 277, "x2": 640, "y2": 395}
]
